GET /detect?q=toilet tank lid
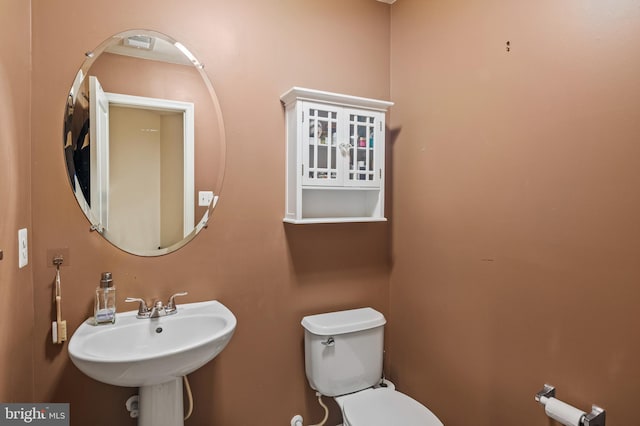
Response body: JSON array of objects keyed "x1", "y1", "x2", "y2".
[{"x1": 301, "y1": 307, "x2": 386, "y2": 335}]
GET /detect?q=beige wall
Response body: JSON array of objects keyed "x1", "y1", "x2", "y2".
[
  {"x1": 0, "y1": 0, "x2": 34, "y2": 402},
  {"x1": 389, "y1": 0, "x2": 640, "y2": 425},
  {"x1": 109, "y1": 107, "x2": 162, "y2": 252},
  {"x1": 30, "y1": 0, "x2": 390, "y2": 425},
  {"x1": 160, "y1": 112, "x2": 186, "y2": 248}
]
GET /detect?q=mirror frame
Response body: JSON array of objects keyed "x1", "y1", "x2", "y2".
[{"x1": 63, "y1": 29, "x2": 226, "y2": 256}]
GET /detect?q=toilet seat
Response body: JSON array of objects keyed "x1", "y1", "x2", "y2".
[{"x1": 339, "y1": 388, "x2": 443, "y2": 426}]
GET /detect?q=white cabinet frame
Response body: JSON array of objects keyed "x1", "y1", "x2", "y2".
[{"x1": 281, "y1": 87, "x2": 393, "y2": 224}]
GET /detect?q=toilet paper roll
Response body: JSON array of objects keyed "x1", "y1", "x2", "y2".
[{"x1": 544, "y1": 397, "x2": 586, "y2": 426}]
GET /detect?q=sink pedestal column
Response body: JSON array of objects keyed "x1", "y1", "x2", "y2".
[{"x1": 138, "y1": 378, "x2": 184, "y2": 426}]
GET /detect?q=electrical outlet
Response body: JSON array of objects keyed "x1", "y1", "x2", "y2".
[
  {"x1": 198, "y1": 191, "x2": 214, "y2": 207},
  {"x1": 18, "y1": 228, "x2": 28, "y2": 268}
]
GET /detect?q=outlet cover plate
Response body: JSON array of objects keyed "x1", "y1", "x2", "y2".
[{"x1": 198, "y1": 191, "x2": 214, "y2": 207}]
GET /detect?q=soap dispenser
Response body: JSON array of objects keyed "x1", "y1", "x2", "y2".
[{"x1": 94, "y1": 272, "x2": 116, "y2": 325}]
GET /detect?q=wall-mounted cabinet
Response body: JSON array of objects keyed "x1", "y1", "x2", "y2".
[{"x1": 281, "y1": 87, "x2": 393, "y2": 224}]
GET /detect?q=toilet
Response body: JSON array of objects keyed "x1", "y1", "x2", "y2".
[{"x1": 301, "y1": 307, "x2": 444, "y2": 426}]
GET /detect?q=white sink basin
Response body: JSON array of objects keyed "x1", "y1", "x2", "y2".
[{"x1": 69, "y1": 300, "x2": 236, "y2": 387}]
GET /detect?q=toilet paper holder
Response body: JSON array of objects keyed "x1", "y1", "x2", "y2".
[{"x1": 535, "y1": 384, "x2": 606, "y2": 426}]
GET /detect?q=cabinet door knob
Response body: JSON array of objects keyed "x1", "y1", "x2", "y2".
[{"x1": 339, "y1": 143, "x2": 352, "y2": 155}]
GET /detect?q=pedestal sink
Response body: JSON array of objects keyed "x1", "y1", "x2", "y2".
[{"x1": 69, "y1": 300, "x2": 236, "y2": 426}]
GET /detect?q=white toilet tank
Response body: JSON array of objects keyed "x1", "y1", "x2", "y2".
[{"x1": 301, "y1": 307, "x2": 386, "y2": 397}]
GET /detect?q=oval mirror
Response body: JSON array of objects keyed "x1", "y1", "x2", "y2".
[{"x1": 63, "y1": 30, "x2": 225, "y2": 256}]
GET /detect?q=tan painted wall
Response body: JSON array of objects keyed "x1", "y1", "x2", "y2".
[
  {"x1": 30, "y1": 0, "x2": 390, "y2": 425},
  {"x1": 389, "y1": 1, "x2": 640, "y2": 425},
  {"x1": 160, "y1": 112, "x2": 186, "y2": 248},
  {"x1": 109, "y1": 107, "x2": 162, "y2": 251},
  {"x1": 0, "y1": 0, "x2": 34, "y2": 402}
]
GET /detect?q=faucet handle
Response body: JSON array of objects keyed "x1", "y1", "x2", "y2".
[
  {"x1": 125, "y1": 297, "x2": 150, "y2": 318},
  {"x1": 166, "y1": 292, "x2": 188, "y2": 313}
]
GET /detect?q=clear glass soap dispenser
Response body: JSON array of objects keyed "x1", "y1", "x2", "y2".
[{"x1": 94, "y1": 272, "x2": 116, "y2": 325}]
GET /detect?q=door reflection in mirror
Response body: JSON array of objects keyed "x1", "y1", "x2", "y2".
[
  {"x1": 106, "y1": 92, "x2": 194, "y2": 252},
  {"x1": 63, "y1": 30, "x2": 225, "y2": 256}
]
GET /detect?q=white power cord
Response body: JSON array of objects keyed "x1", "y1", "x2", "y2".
[
  {"x1": 290, "y1": 392, "x2": 329, "y2": 426},
  {"x1": 183, "y1": 375, "x2": 194, "y2": 420},
  {"x1": 309, "y1": 393, "x2": 329, "y2": 426}
]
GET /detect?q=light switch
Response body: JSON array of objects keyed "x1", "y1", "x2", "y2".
[{"x1": 18, "y1": 228, "x2": 28, "y2": 268}]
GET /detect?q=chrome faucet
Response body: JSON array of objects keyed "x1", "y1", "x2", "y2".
[
  {"x1": 125, "y1": 292, "x2": 188, "y2": 319},
  {"x1": 149, "y1": 300, "x2": 165, "y2": 318}
]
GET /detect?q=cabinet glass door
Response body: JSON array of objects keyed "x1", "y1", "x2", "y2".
[
  {"x1": 303, "y1": 105, "x2": 340, "y2": 186},
  {"x1": 346, "y1": 111, "x2": 379, "y2": 187}
]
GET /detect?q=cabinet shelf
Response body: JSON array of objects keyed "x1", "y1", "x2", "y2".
[
  {"x1": 281, "y1": 87, "x2": 393, "y2": 224},
  {"x1": 302, "y1": 186, "x2": 380, "y2": 191},
  {"x1": 284, "y1": 217, "x2": 388, "y2": 225}
]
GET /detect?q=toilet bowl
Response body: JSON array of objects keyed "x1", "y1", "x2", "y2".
[
  {"x1": 301, "y1": 307, "x2": 444, "y2": 426},
  {"x1": 336, "y1": 387, "x2": 443, "y2": 426}
]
